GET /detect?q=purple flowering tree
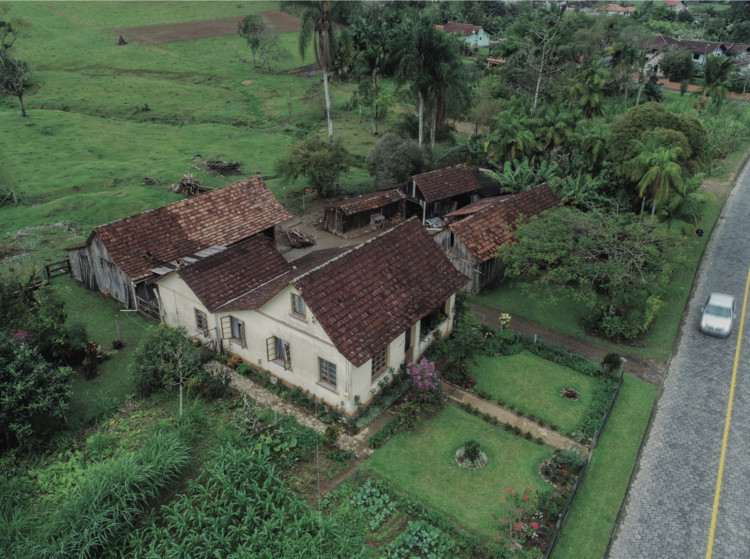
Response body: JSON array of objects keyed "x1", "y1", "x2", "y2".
[{"x1": 406, "y1": 358, "x2": 447, "y2": 410}]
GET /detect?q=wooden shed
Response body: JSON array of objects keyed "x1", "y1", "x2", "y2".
[
  {"x1": 433, "y1": 185, "x2": 559, "y2": 294},
  {"x1": 400, "y1": 163, "x2": 481, "y2": 223},
  {"x1": 67, "y1": 177, "x2": 292, "y2": 312},
  {"x1": 323, "y1": 188, "x2": 404, "y2": 237}
]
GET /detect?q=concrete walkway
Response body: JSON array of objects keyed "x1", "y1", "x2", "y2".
[
  {"x1": 206, "y1": 361, "x2": 374, "y2": 460},
  {"x1": 445, "y1": 384, "x2": 589, "y2": 454}
]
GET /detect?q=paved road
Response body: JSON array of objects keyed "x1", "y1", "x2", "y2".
[{"x1": 609, "y1": 159, "x2": 750, "y2": 558}]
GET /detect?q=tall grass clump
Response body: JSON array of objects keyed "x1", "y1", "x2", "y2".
[
  {"x1": 24, "y1": 428, "x2": 190, "y2": 558},
  {"x1": 119, "y1": 442, "x2": 369, "y2": 558}
]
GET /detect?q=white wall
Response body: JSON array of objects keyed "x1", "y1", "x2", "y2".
[{"x1": 157, "y1": 278, "x2": 459, "y2": 415}]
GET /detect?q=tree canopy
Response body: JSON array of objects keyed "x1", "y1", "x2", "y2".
[
  {"x1": 275, "y1": 135, "x2": 352, "y2": 197},
  {"x1": 500, "y1": 206, "x2": 678, "y2": 341}
]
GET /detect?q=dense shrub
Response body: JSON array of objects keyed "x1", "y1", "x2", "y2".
[
  {"x1": 128, "y1": 325, "x2": 203, "y2": 397},
  {"x1": 579, "y1": 377, "x2": 619, "y2": 438}
]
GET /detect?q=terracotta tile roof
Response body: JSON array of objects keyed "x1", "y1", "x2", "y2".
[
  {"x1": 450, "y1": 185, "x2": 559, "y2": 263},
  {"x1": 679, "y1": 40, "x2": 725, "y2": 54},
  {"x1": 444, "y1": 196, "x2": 510, "y2": 219},
  {"x1": 324, "y1": 189, "x2": 404, "y2": 216},
  {"x1": 89, "y1": 177, "x2": 292, "y2": 281},
  {"x1": 293, "y1": 219, "x2": 469, "y2": 367},
  {"x1": 177, "y1": 235, "x2": 292, "y2": 312},
  {"x1": 725, "y1": 43, "x2": 750, "y2": 56},
  {"x1": 442, "y1": 22, "x2": 484, "y2": 36},
  {"x1": 412, "y1": 163, "x2": 481, "y2": 203}
]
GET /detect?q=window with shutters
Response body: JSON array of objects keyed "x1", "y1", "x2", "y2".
[
  {"x1": 220, "y1": 315, "x2": 246, "y2": 348},
  {"x1": 319, "y1": 358, "x2": 337, "y2": 387},
  {"x1": 194, "y1": 309, "x2": 208, "y2": 336},
  {"x1": 291, "y1": 293, "x2": 306, "y2": 319},
  {"x1": 266, "y1": 336, "x2": 291, "y2": 370}
]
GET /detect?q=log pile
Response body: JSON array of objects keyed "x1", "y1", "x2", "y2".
[
  {"x1": 285, "y1": 229, "x2": 316, "y2": 248},
  {"x1": 203, "y1": 158, "x2": 242, "y2": 175},
  {"x1": 170, "y1": 174, "x2": 207, "y2": 196}
]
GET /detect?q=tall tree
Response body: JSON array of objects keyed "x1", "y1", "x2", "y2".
[
  {"x1": 286, "y1": 1, "x2": 353, "y2": 142},
  {"x1": 0, "y1": 53, "x2": 31, "y2": 117},
  {"x1": 396, "y1": 15, "x2": 470, "y2": 151},
  {"x1": 698, "y1": 55, "x2": 737, "y2": 113},
  {"x1": 625, "y1": 135, "x2": 685, "y2": 221},
  {"x1": 569, "y1": 60, "x2": 609, "y2": 118}
]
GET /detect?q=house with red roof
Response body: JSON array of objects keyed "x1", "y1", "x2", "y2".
[
  {"x1": 433, "y1": 185, "x2": 559, "y2": 294},
  {"x1": 67, "y1": 177, "x2": 292, "y2": 313},
  {"x1": 437, "y1": 22, "x2": 490, "y2": 48},
  {"x1": 156, "y1": 219, "x2": 469, "y2": 414}
]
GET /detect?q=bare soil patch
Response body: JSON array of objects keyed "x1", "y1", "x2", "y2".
[{"x1": 112, "y1": 11, "x2": 299, "y2": 45}]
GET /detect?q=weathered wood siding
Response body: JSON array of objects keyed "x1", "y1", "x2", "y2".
[
  {"x1": 324, "y1": 201, "x2": 404, "y2": 236},
  {"x1": 68, "y1": 234, "x2": 134, "y2": 307},
  {"x1": 432, "y1": 229, "x2": 503, "y2": 294}
]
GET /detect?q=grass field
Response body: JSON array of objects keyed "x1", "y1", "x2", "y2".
[
  {"x1": 472, "y1": 352, "x2": 597, "y2": 434},
  {"x1": 363, "y1": 404, "x2": 550, "y2": 542},
  {"x1": 0, "y1": 1, "x2": 381, "y2": 277},
  {"x1": 551, "y1": 375, "x2": 657, "y2": 559}
]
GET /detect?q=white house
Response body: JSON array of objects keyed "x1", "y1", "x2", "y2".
[
  {"x1": 156, "y1": 219, "x2": 469, "y2": 415},
  {"x1": 439, "y1": 22, "x2": 490, "y2": 49}
]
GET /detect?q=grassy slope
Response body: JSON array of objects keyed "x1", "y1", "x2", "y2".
[
  {"x1": 551, "y1": 375, "x2": 657, "y2": 559},
  {"x1": 0, "y1": 1, "x2": 374, "y2": 276}
]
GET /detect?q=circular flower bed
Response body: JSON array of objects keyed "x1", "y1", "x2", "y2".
[
  {"x1": 455, "y1": 445, "x2": 489, "y2": 470},
  {"x1": 560, "y1": 388, "x2": 580, "y2": 400}
]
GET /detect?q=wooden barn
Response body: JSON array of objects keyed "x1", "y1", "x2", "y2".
[
  {"x1": 66, "y1": 177, "x2": 292, "y2": 313},
  {"x1": 433, "y1": 185, "x2": 559, "y2": 294},
  {"x1": 323, "y1": 188, "x2": 404, "y2": 237},
  {"x1": 400, "y1": 163, "x2": 481, "y2": 223}
]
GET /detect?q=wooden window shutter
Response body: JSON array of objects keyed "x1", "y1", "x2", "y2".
[
  {"x1": 239, "y1": 322, "x2": 246, "y2": 348},
  {"x1": 221, "y1": 316, "x2": 232, "y2": 340},
  {"x1": 283, "y1": 342, "x2": 291, "y2": 369},
  {"x1": 266, "y1": 336, "x2": 275, "y2": 362}
]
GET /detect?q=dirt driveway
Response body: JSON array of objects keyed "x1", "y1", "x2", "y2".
[{"x1": 112, "y1": 10, "x2": 299, "y2": 44}]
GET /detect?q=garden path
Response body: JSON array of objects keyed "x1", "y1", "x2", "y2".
[
  {"x1": 205, "y1": 361, "x2": 376, "y2": 460},
  {"x1": 444, "y1": 384, "x2": 588, "y2": 455}
]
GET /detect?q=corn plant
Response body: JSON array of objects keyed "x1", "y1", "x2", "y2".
[
  {"x1": 25, "y1": 428, "x2": 190, "y2": 559},
  {"x1": 120, "y1": 442, "x2": 369, "y2": 558}
]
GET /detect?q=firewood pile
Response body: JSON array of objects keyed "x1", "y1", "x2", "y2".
[
  {"x1": 285, "y1": 229, "x2": 316, "y2": 248},
  {"x1": 170, "y1": 174, "x2": 207, "y2": 196},
  {"x1": 202, "y1": 158, "x2": 242, "y2": 175}
]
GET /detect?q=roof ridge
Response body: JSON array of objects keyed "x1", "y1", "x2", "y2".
[{"x1": 292, "y1": 218, "x2": 419, "y2": 284}]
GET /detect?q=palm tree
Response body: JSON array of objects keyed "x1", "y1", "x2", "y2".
[
  {"x1": 625, "y1": 136, "x2": 685, "y2": 221},
  {"x1": 697, "y1": 55, "x2": 737, "y2": 112},
  {"x1": 287, "y1": 1, "x2": 352, "y2": 142},
  {"x1": 569, "y1": 60, "x2": 609, "y2": 118},
  {"x1": 396, "y1": 16, "x2": 469, "y2": 151}
]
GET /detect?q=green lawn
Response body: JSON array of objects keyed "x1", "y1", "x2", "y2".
[
  {"x1": 51, "y1": 277, "x2": 156, "y2": 427},
  {"x1": 472, "y1": 352, "x2": 598, "y2": 434},
  {"x1": 551, "y1": 374, "x2": 657, "y2": 559},
  {"x1": 363, "y1": 404, "x2": 550, "y2": 542}
]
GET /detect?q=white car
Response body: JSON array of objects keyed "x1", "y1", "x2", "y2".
[{"x1": 699, "y1": 293, "x2": 735, "y2": 338}]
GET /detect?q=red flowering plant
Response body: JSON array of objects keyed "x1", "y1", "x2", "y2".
[{"x1": 492, "y1": 486, "x2": 548, "y2": 557}]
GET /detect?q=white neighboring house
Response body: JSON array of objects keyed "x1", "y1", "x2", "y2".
[
  {"x1": 156, "y1": 219, "x2": 469, "y2": 415},
  {"x1": 439, "y1": 22, "x2": 490, "y2": 49}
]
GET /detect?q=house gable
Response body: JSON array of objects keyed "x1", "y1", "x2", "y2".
[{"x1": 293, "y1": 219, "x2": 469, "y2": 367}]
